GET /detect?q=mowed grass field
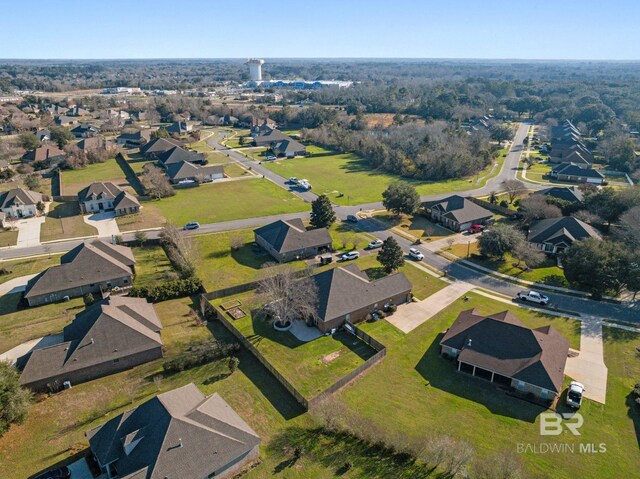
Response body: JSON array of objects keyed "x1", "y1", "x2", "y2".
[
  {"x1": 264, "y1": 148, "x2": 507, "y2": 205},
  {"x1": 40, "y1": 202, "x2": 97, "y2": 242},
  {"x1": 61, "y1": 159, "x2": 128, "y2": 194},
  {"x1": 153, "y1": 179, "x2": 308, "y2": 225}
]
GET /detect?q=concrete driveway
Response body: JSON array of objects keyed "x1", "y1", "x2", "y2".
[
  {"x1": 0, "y1": 333, "x2": 64, "y2": 364},
  {"x1": 67, "y1": 458, "x2": 96, "y2": 479},
  {"x1": 0, "y1": 273, "x2": 38, "y2": 296},
  {"x1": 15, "y1": 216, "x2": 46, "y2": 247},
  {"x1": 84, "y1": 211, "x2": 120, "y2": 238}
]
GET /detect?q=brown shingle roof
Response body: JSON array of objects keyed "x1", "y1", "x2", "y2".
[
  {"x1": 0, "y1": 188, "x2": 43, "y2": 209},
  {"x1": 254, "y1": 218, "x2": 332, "y2": 255},
  {"x1": 423, "y1": 195, "x2": 493, "y2": 225}
]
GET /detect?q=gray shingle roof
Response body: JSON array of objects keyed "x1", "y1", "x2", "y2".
[
  {"x1": 440, "y1": 309, "x2": 569, "y2": 393},
  {"x1": 139, "y1": 137, "x2": 183, "y2": 156},
  {"x1": 19, "y1": 296, "x2": 162, "y2": 387},
  {"x1": 423, "y1": 195, "x2": 493, "y2": 224},
  {"x1": 22, "y1": 144, "x2": 65, "y2": 162},
  {"x1": 0, "y1": 188, "x2": 43, "y2": 209},
  {"x1": 24, "y1": 240, "x2": 136, "y2": 299},
  {"x1": 165, "y1": 160, "x2": 223, "y2": 181},
  {"x1": 86, "y1": 383, "x2": 260, "y2": 479},
  {"x1": 114, "y1": 190, "x2": 141, "y2": 210},
  {"x1": 528, "y1": 216, "x2": 601, "y2": 246},
  {"x1": 312, "y1": 264, "x2": 412, "y2": 324},
  {"x1": 551, "y1": 163, "x2": 604, "y2": 179},
  {"x1": 78, "y1": 182, "x2": 122, "y2": 202},
  {"x1": 534, "y1": 187, "x2": 584, "y2": 203},
  {"x1": 157, "y1": 146, "x2": 205, "y2": 166},
  {"x1": 254, "y1": 219, "x2": 332, "y2": 255}
]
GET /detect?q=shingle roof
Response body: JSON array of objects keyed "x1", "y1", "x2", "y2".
[
  {"x1": 86, "y1": 383, "x2": 260, "y2": 479},
  {"x1": 271, "y1": 138, "x2": 306, "y2": 155},
  {"x1": 24, "y1": 240, "x2": 136, "y2": 299},
  {"x1": 534, "y1": 187, "x2": 584, "y2": 203},
  {"x1": 551, "y1": 163, "x2": 605, "y2": 179},
  {"x1": 157, "y1": 146, "x2": 205, "y2": 166},
  {"x1": 0, "y1": 188, "x2": 43, "y2": 209},
  {"x1": 139, "y1": 137, "x2": 183, "y2": 156},
  {"x1": 312, "y1": 264, "x2": 412, "y2": 324},
  {"x1": 22, "y1": 144, "x2": 65, "y2": 162},
  {"x1": 440, "y1": 309, "x2": 569, "y2": 393},
  {"x1": 77, "y1": 136, "x2": 106, "y2": 151},
  {"x1": 528, "y1": 216, "x2": 601, "y2": 246},
  {"x1": 422, "y1": 195, "x2": 493, "y2": 224},
  {"x1": 19, "y1": 296, "x2": 162, "y2": 387},
  {"x1": 78, "y1": 182, "x2": 123, "y2": 203},
  {"x1": 165, "y1": 160, "x2": 223, "y2": 181},
  {"x1": 114, "y1": 190, "x2": 141, "y2": 210},
  {"x1": 254, "y1": 219, "x2": 332, "y2": 255}
]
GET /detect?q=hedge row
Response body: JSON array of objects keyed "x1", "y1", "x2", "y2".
[
  {"x1": 163, "y1": 340, "x2": 240, "y2": 373},
  {"x1": 129, "y1": 276, "x2": 202, "y2": 302}
]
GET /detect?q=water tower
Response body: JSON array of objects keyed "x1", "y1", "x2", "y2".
[{"x1": 246, "y1": 58, "x2": 264, "y2": 81}]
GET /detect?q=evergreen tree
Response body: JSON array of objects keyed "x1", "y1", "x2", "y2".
[
  {"x1": 382, "y1": 181, "x2": 420, "y2": 216},
  {"x1": 377, "y1": 236, "x2": 404, "y2": 273},
  {"x1": 310, "y1": 194, "x2": 336, "y2": 229},
  {"x1": 0, "y1": 361, "x2": 31, "y2": 437}
]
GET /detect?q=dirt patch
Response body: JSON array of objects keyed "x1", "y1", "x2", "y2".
[
  {"x1": 320, "y1": 350, "x2": 342, "y2": 364},
  {"x1": 227, "y1": 307, "x2": 246, "y2": 320}
]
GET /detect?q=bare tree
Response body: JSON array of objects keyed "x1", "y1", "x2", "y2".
[
  {"x1": 512, "y1": 241, "x2": 545, "y2": 271},
  {"x1": 141, "y1": 164, "x2": 175, "y2": 199},
  {"x1": 618, "y1": 205, "x2": 640, "y2": 246},
  {"x1": 473, "y1": 451, "x2": 526, "y2": 479},
  {"x1": 229, "y1": 233, "x2": 245, "y2": 251},
  {"x1": 159, "y1": 222, "x2": 197, "y2": 277},
  {"x1": 257, "y1": 264, "x2": 318, "y2": 328},
  {"x1": 518, "y1": 195, "x2": 561, "y2": 224},
  {"x1": 441, "y1": 437, "x2": 474, "y2": 478},
  {"x1": 501, "y1": 179, "x2": 526, "y2": 204}
]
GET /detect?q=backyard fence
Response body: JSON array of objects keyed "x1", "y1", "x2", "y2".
[
  {"x1": 467, "y1": 196, "x2": 517, "y2": 217},
  {"x1": 115, "y1": 153, "x2": 146, "y2": 195},
  {"x1": 200, "y1": 294, "x2": 387, "y2": 411}
]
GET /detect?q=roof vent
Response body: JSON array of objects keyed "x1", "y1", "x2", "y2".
[
  {"x1": 90, "y1": 338, "x2": 95, "y2": 345},
  {"x1": 467, "y1": 339, "x2": 472, "y2": 348},
  {"x1": 179, "y1": 438, "x2": 183, "y2": 448}
]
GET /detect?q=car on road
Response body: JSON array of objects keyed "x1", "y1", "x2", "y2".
[
  {"x1": 346, "y1": 214, "x2": 358, "y2": 223},
  {"x1": 340, "y1": 251, "x2": 360, "y2": 261},
  {"x1": 366, "y1": 239, "x2": 384, "y2": 249},
  {"x1": 298, "y1": 180, "x2": 311, "y2": 190},
  {"x1": 183, "y1": 222, "x2": 200, "y2": 231},
  {"x1": 566, "y1": 381, "x2": 585, "y2": 409},
  {"x1": 408, "y1": 248, "x2": 424, "y2": 260},
  {"x1": 288, "y1": 177, "x2": 298, "y2": 184},
  {"x1": 516, "y1": 290, "x2": 549, "y2": 305},
  {"x1": 266, "y1": 155, "x2": 277, "y2": 161},
  {"x1": 467, "y1": 224, "x2": 486, "y2": 234},
  {"x1": 33, "y1": 466, "x2": 71, "y2": 479}
]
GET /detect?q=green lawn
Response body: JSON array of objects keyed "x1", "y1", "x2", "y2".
[
  {"x1": 132, "y1": 245, "x2": 176, "y2": 286},
  {"x1": 61, "y1": 159, "x2": 127, "y2": 194},
  {"x1": 0, "y1": 228, "x2": 18, "y2": 247},
  {"x1": 114, "y1": 202, "x2": 166, "y2": 231},
  {"x1": 212, "y1": 293, "x2": 378, "y2": 398},
  {"x1": 448, "y1": 242, "x2": 567, "y2": 286},
  {"x1": 40, "y1": 202, "x2": 97, "y2": 242},
  {"x1": 153, "y1": 179, "x2": 308, "y2": 226},
  {"x1": 330, "y1": 292, "x2": 639, "y2": 479},
  {"x1": 373, "y1": 212, "x2": 454, "y2": 241},
  {"x1": 264, "y1": 147, "x2": 507, "y2": 205},
  {"x1": 0, "y1": 294, "x2": 85, "y2": 354},
  {"x1": 0, "y1": 254, "x2": 61, "y2": 283},
  {"x1": 224, "y1": 163, "x2": 250, "y2": 178}
]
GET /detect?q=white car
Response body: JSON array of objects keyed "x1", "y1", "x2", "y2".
[
  {"x1": 566, "y1": 381, "x2": 585, "y2": 409},
  {"x1": 516, "y1": 290, "x2": 549, "y2": 305},
  {"x1": 266, "y1": 155, "x2": 277, "y2": 161},
  {"x1": 408, "y1": 248, "x2": 424, "y2": 260},
  {"x1": 298, "y1": 180, "x2": 311, "y2": 190},
  {"x1": 340, "y1": 251, "x2": 360, "y2": 261},
  {"x1": 367, "y1": 239, "x2": 384, "y2": 249}
]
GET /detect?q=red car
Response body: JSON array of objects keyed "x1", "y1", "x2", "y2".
[{"x1": 467, "y1": 224, "x2": 486, "y2": 234}]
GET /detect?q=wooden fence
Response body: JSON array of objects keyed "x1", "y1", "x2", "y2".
[
  {"x1": 467, "y1": 196, "x2": 517, "y2": 217},
  {"x1": 115, "y1": 153, "x2": 146, "y2": 195},
  {"x1": 200, "y1": 295, "x2": 387, "y2": 411}
]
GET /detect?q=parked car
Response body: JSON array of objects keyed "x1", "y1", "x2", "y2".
[
  {"x1": 346, "y1": 214, "x2": 358, "y2": 223},
  {"x1": 367, "y1": 239, "x2": 384, "y2": 249},
  {"x1": 266, "y1": 155, "x2": 277, "y2": 161},
  {"x1": 566, "y1": 381, "x2": 585, "y2": 409},
  {"x1": 467, "y1": 224, "x2": 486, "y2": 234},
  {"x1": 33, "y1": 466, "x2": 71, "y2": 479},
  {"x1": 184, "y1": 222, "x2": 200, "y2": 230},
  {"x1": 340, "y1": 251, "x2": 360, "y2": 261},
  {"x1": 516, "y1": 290, "x2": 549, "y2": 305},
  {"x1": 288, "y1": 177, "x2": 298, "y2": 184},
  {"x1": 408, "y1": 248, "x2": 424, "y2": 260}
]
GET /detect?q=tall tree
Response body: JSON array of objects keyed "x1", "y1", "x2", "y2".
[
  {"x1": 18, "y1": 132, "x2": 40, "y2": 150},
  {"x1": 49, "y1": 127, "x2": 74, "y2": 148},
  {"x1": 382, "y1": 181, "x2": 420, "y2": 216},
  {"x1": 501, "y1": 179, "x2": 526, "y2": 204},
  {"x1": 309, "y1": 194, "x2": 336, "y2": 229},
  {"x1": 0, "y1": 361, "x2": 32, "y2": 437},
  {"x1": 377, "y1": 236, "x2": 405, "y2": 273},
  {"x1": 491, "y1": 125, "x2": 513, "y2": 147},
  {"x1": 477, "y1": 224, "x2": 524, "y2": 260}
]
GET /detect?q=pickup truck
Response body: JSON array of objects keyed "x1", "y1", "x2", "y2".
[{"x1": 516, "y1": 290, "x2": 549, "y2": 305}]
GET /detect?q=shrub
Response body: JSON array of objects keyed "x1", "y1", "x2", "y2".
[
  {"x1": 129, "y1": 277, "x2": 202, "y2": 302},
  {"x1": 377, "y1": 310, "x2": 387, "y2": 319},
  {"x1": 163, "y1": 339, "x2": 240, "y2": 373},
  {"x1": 499, "y1": 199, "x2": 509, "y2": 208}
]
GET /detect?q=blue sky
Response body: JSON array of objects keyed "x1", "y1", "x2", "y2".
[{"x1": 1, "y1": 0, "x2": 638, "y2": 60}]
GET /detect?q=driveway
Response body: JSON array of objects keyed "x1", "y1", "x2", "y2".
[
  {"x1": 67, "y1": 458, "x2": 97, "y2": 479},
  {"x1": 0, "y1": 273, "x2": 38, "y2": 296},
  {"x1": 15, "y1": 216, "x2": 46, "y2": 247},
  {"x1": 84, "y1": 211, "x2": 120, "y2": 238},
  {"x1": 0, "y1": 333, "x2": 64, "y2": 364}
]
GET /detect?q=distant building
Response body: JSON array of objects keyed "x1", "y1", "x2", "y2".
[
  {"x1": 116, "y1": 129, "x2": 153, "y2": 147},
  {"x1": 252, "y1": 126, "x2": 306, "y2": 158},
  {"x1": 22, "y1": 144, "x2": 65, "y2": 163},
  {"x1": 246, "y1": 58, "x2": 264, "y2": 81},
  {"x1": 550, "y1": 163, "x2": 605, "y2": 184},
  {"x1": 139, "y1": 137, "x2": 184, "y2": 159}
]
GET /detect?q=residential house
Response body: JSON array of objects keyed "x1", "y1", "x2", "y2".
[
  {"x1": 254, "y1": 218, "x2": 332, "y2": 263},
  {"x1": 35, "y1": 129, "x2": 51, "y2": 143},
  {"x1": 85, "y1": 383, "x2": 261, "y2": 479},
  {"x1": 78, "y1": 182, "x2": 141, "y2": 216},
  {"x1": 157, "y1": 145, "x2": 205, "y2": 166},
  {"x1": 0, "y1": 160, "x2": 13, "y2": 172},
  {"x1": 54, "y1": 115, "x2": 76, "y2": 126},
  {"x1": 311, "y1": 263, "x2": 412, "y2": 333},
  {"x1": 549, "y1": 150, "x2": 592, "y2": 168},
  {"x1": 129, "y1": 110, "x2": 147, "y2": 121},
  {"x1": 0, "y1": 188, "x2": 43, "y2": 224},
  {"x1": 18, "y1": 296, "x2": 162, "y2": 391},
  {"x1": 533, "y1": 186, "x2": 584, "y2": 204},
  {"x1": 139, "y1": 137, "x2": 184, "y2": 159},
  {"x1": 166, "y1": 160, "x2": 224, "y2": 184},
  {"x1": 252, "y1": 126, "x2": 307, "y2": 158},
  {"x1": 22, "y1": 144, "x2": 65, "y2": 163},
  {"x1": 527, "y1": 216, "x2": 601, "y2": 255},
  {"x1": 77, "y1": 135, "x2": 109, "y2": 152},
  {"x1": 422, "y1": 195, "x2": 493, "y2": 232},
  {"x1": 67, "y1": 106, "x2": 91, "y2": 117},
  {"x1": 71, "y1": 123, "x2": 99, "y2": 138},
  {"x1": 550, "y1": 163, "x2": 605, "y2": 184},
  {"x1": 165, "y1": 121, "x2": 193, "y2": 135},
  {"x1": 116, "y1": 129, "x2": 153, "y2": 147},
  {"x1": 24, "y1": 240, "x2": 136, "y2": 306},
  {"x1": 440, "y1": 309, "x2": 569, "y2": 401}
]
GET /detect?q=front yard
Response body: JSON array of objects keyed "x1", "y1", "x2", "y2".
[
  {"x1": 373, "y1": 212, "x2": 453, "y2": 241},
  {"x1": 153, "y1": 179, "x2": 308, "y2": 226},
  {"x1": 0, "y1": 228, "x2": 18, "y2": 247},
  {"x1": 40, "y1": 202, "x2": 97, "y2": 242}
]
